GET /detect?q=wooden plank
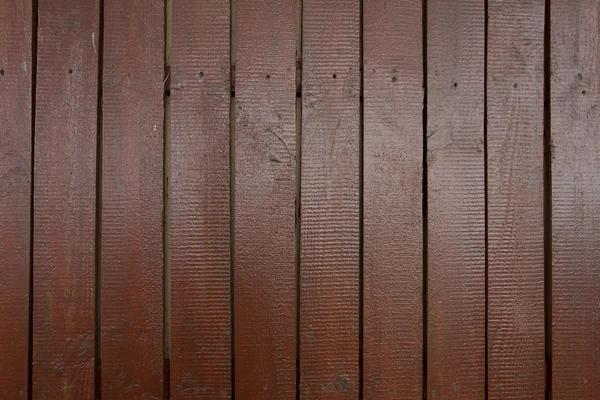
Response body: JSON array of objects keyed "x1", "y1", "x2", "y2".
[
  {"x1": 170, "y1": 0, "x2": 231, "y2": 398},
  {"x1": 234, "y1": 0, "x2": 297, "y2": 397},
  {"x1": 300, "y1": 0, "x2": 360, "y2": 398},
  {"x1": 32, "y1": 1, "x2": 99, "y2": 399},
  {"x1": 363, "y1": 0, "x2": 423, "y2": 398},
  {"x1": 486, "y1": 1, "x2": 545, "y2": 398},
  {"x1": 426, "y1": 0, "x2": 486, "y2": 398},
  {"x1": 551, "y1": 0, "x2": 600, "y2": 397},
  {"x1": 0, "y1": 0, "x2": 32, "y2": 398},
  {"x1": 101, "y1": 0, "x2": 164, "y2": 397}
]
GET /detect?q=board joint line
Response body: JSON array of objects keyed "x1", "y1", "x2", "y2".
[
  {"x1": 421, "y1": 0, "x2": 428, "y2": 397},
  {"x1": 295, "y1": 0, "x2": 303, "y2": 398},
  {"x1": 483, "y1": 0, "x2": 489, "y2": 398},
  {"x1": 229, "y1": 0, "x2": 236, "y2": 396},
  {"x1": 543, "y1": 0, "x2": 552, "y2": 398},
  {"x1": 94, "y1": 0, "x2": 105, "y2": 398},
  {"x1": 28, "y1": 0, "x2": 39, "y2": 398}
]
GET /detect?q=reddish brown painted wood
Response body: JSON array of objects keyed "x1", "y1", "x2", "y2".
[
  {"x1": 234, "y1": 0, "x2": 297, "y2": 397},
  {"x1": 101, "y1": 0, "x2": 164, "y2": 397},
  {"x1": 0, "y1": 0, "x2": 32, "y2": 398},
  {"x1": 170, "y1": 0, "x2": 231, "y2": 398},
  {"x1": 363, "y1": 0, "x2": 423, "y2": 398},
  {"x1": 427, "y1": 0, "x2": 486, "y2": 398},
  {"x1": 552, "y1": 0, "x2": 600, "y2": 397},
  {"x1": 300, "y1": 1, "x2": 360, "y2": 398},
  {"x1": 486, "y1": 1, "x2": 545, "y2": 398},
  {"x1": 32, "y1": 1, "x2": 99, "y2": 399}
]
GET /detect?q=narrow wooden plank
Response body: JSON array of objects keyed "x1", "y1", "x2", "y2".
[
  {"x1": 101, "y1": 0, "x2": 164, "y2": 397},
  {"x1": 170, "y1": 0, "x2": 231, "y2": 398},
  {"x1": 300, "y1": 0, "x2": 360, "y2": 398},
  {"x1": 0, "y1": 0, "x2": 32, "y2": 398},
  {"x1": 486, "y1": 1, "x2": 545, "y2": 398},
  {"x1": 552, "y1": 0, "x2": 600, "y2": 397},
  {"x1": 234, "y1": 0, "x2": 297, "y2": 397},
  {"x1": 363, "y1": 0, "x2": 423, "y2": 398},
  {"x1": 426, "y1": 0, "x2": 486, "y2": 398},
  {"x1": 32, "y1": 1, "x2": 99, "y2": 398}
]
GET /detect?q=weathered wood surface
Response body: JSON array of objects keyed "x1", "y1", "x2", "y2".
[
  {"x1": 3, "y1": 2, "x2": 600, "y2": 398},
  {"x1": 301, "y1": 0, "x2": 361, "y2": 398},
  {"x1": 487, "y1": 0, "x2": 546, "y2": 398},
  {"x1": 234, "y1": 0, "x2": 297, "y2": 397},
  {"x1": 363, "y1": 0, "x2": 423, "y2": 398},
  {"x1": 0, "y1": 0, "x2": 32, "y2": 398},
  {"x1": 427, "y1": 0, "x2": 486, "y2": 398},
  {"x1": 552, "y1": 0, "x2": 600, "y2": 397},
  {"x1": 33, "y1": 1, "x2": 99, "y2": 399},
  {"x1": 170, "y1": 0, "x2": 231, "y2": 398},
  {"x1": 101, "y1": 0, "x2": 165, "y2": 397}
]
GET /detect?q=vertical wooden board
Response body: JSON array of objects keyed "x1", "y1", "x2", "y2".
[
  {"x1": 170, "y1": 0, "x2": 231, "y2": 398},
  {"x1": 426, "y1": 0, "x2": 486, "y2": 398},
  {"x1": 486, "y1": 1, "x2": 545, "y2": 398},
  {"x1": 363, "y1": 0, "x2": 423, "y2": 398},
  {"x1": 552, "y1": 0, "x2": 600, "y2": 397},
  {"x1": 234, "y1": 0, "x2": 297, "y2": 397},
  {"x1": 101, "y1": 0, "x2": 164, "y2": 398},
  {"x1": 32, "y1": 1, "x2": 99, "y2": 398},
  {"x1": 0, "y1": 0, "x2": 32, "y2": 398},
  {"x1": 300, "y1": 0, "x2": 360, "y2": 398}
]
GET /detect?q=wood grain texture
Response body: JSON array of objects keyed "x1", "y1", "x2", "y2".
[
  {"x1": 300, "y1": 0, "x2": 360, "y2": 398},
  {"x1": 234, "y1": 0, "x2": 297, "y2": 397},
  {"x1": 32, "y1": 1, "x2": 99, "y2": 398},
  {"x1": 426, "y1": 0, "x2": 486, "y2": 398},
  {"x1": 551, "y1": 0, "x2": 600, "y2": 397},
  {"x1": 363, "y1": 0, "x2": 423, "y2": 398},
  {"x1": 486, "y1": 1, "x2": 545, "y2": 398},
  {"x1": 170, "y1": 1, "x2": 231, "y2": 398},
  {"x1": 0, "y1": 0, "x2": 32, "y2": 398},
  {"x1": 101, "y1": 0, "x2": 164, "y2": 398}
]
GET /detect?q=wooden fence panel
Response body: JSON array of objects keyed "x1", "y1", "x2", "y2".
[
  {"x1": 101, "y1": 0, "x2": 165, "y2": 397},
  {"x1": 32, "y1": 1, "x2": 99, "y2": 399},
  {"x1": 234, "y1": 0, "x2": 297, "y2": 397},
  {"x1": 426, "y1": 0, "x2": 486, "y2": 398},
  {"x1": 363, "y1": 0, "x2": 423, "y2": 398},
  {"x1": 0, "y1": 0, "x2": 32, "y2": 398},
  {"x1": 301, "y1": 0, "x2": 360, "y2": 398},
  {"x1": 170, "y1": 1, "x2": 231, "y2": 398},
  {"x1": 487, "y1": 1, "x2": 546, "y2": 398},
  {"x1": 552, "y1": 0, "x2": 600, "y2": 397}
]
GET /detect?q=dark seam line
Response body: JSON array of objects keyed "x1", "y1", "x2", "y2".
[
  {"x1": 358, "y1": 0, "x2": 364, "y2": 397},
  {"x1": 484, "y1": 0, "x2": 489, "y2": 399},
  {"x1": 28, "y1": 0, "x2": 38, "y2": 398},
  {"x1": 421, "y1": 0, "x2": 428, "y2": 398},
  {"x1": 230, "y1": 0, "x2": 236, "y2": 397},
  {"x1": 543, "y1": 0, "x2": 552, "y2": 398},
  {"x1": 162, "y1": 0, "x2": 171, "y2": 398},
  {"x1": 94, "y1": 0, "x2": 104, "y2": 398},
  {"x1": 295, "y1": 0, "x2": 303, "y2": 398}
]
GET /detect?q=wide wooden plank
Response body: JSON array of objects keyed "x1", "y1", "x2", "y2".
[
  {"x1": 32, "y1": 1, "x2": 99, "y2": 398},
  {"x1": 101, "y1": 0, "x2": 164, "y2": 397},
  {"x1": 234, "y1": 0, "x2": 297, "y2": 397},
  {"x1": 363, "y1": 0, "x2": 423, "y2": 398},
  {"x1": 486, "y1": 1, "x2": 545, "y2": 398},
  {"x1": 552, "y1": 0, "x2": 600, "y2": 397},
  {"x1": 300, "y1": 0, "x2": 360, "y2": 398},
  {"x1": 170, "y1": 0, "x2": 231, "y2": 398},
  {"x1": 0, "y1": 0, "x2": 32, "y2": 398},
  {"x1": 426, "y1": 0, "x2": 486, "y2": 398}
]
